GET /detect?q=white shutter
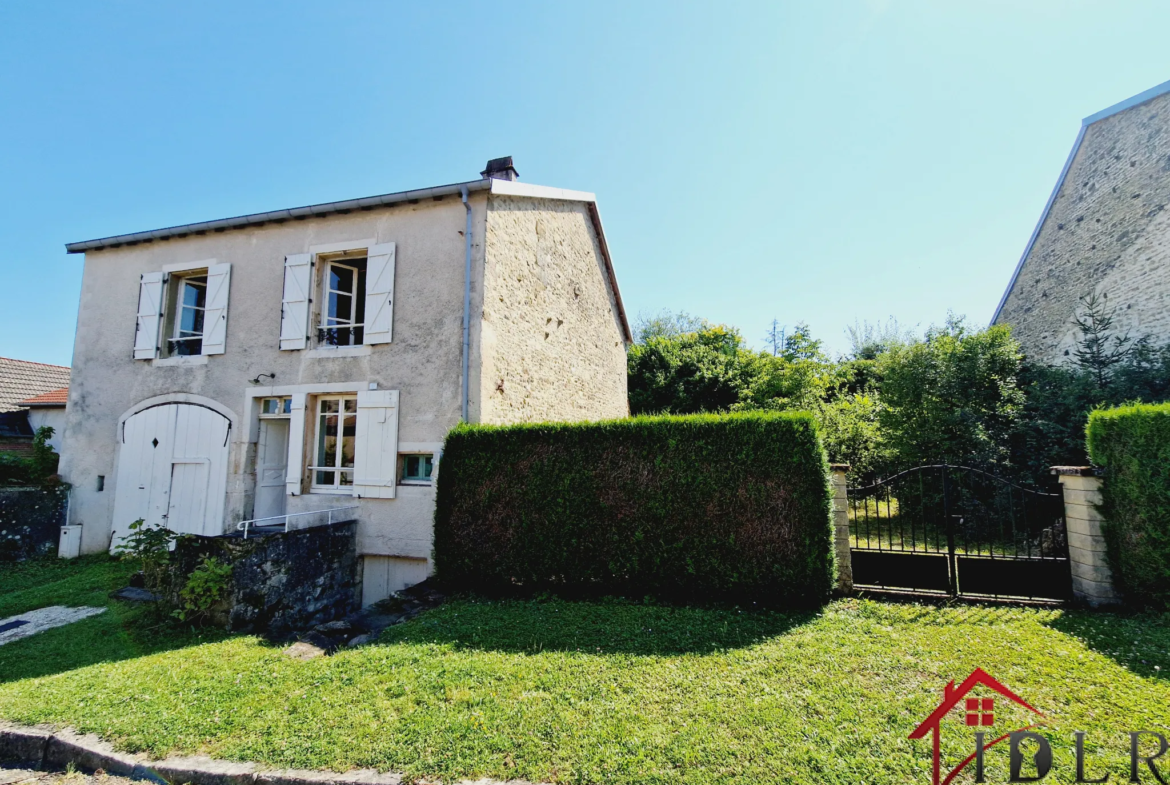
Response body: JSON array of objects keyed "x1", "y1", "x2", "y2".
[
  {"x1": 353, "y1": 390, "x2": 399, "y2": 499},
  {"x1": 363, "y1": 243, "x2": 395, "y2": 345},
  {"x1": 200, "y1": 262, "x2": 231, "y2": 355},
  {"x1": 280, "y1": 254, "x2": 313, "y2": 350},
  {"x1": 133, "y1": 271, "x2": 165, "y2": 360},
  {"x1": 285, "y1": 393, "x2": 307, "y2": 496}
]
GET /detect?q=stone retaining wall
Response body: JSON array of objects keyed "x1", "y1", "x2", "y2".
[
  {"x1": 170, "y1": 521, "x2": 361, "y2": 636},
  {"x1": 0, "y1": 486, "x2": 67, "y2": 562}
]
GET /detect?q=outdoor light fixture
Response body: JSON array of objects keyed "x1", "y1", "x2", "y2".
[{"x1": 249, "y1": 372, "x2": 276, "y2": 385}]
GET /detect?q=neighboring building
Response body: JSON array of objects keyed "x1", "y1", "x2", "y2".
[
  {"x1": 60, "y1": 157, "x2": 631, "y2": 603},
  {"x1": 993, "y1": 79, "x2": 1170, "y2": 364},
  {"x1": 18, "y1": 387, "x2": 69, "y2": 453},
  {"x1": 0, "y1": 357, "x2": 71, "y2": 456}
]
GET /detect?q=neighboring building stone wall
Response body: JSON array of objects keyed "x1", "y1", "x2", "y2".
[
  {"x1": 169, "y1": 520, "x2": 360, "y2": 636},
  {"x1": 0, "y1": 487, "x2": 68, "y2": 562},
  {"x1": 479, "y1": 195, "x2": 628, "y2": 425},
  {"x1": 995, "y1": 89, "x2": 1170, "y2": 364}
]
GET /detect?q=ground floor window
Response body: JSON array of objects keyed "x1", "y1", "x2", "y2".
[
  {"x1": 400, "y1": 453, "x2": 434, "y2": 483},
  {"x1": 309, "y1": 395, "x2": 356, "y2": 491}
]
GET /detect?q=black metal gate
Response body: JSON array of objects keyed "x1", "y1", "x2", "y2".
[{"x1": 848, "y1": 465, "x2": 1071, "y2": 601}]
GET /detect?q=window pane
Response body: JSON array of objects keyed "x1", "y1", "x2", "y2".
[
  {"x1": 355, "y1": 267, "x2": 367, "y2": 324},
  {"x1": 329, "y1": 265, "x2": 354, "y2": 294},
  {"x1": 262, "y1": 398, "x2": 278, "y2": 415},
  {"x1": 340, "y1": 470, "x2": 354, "y2": 487},
  {"x1": 328, "y1": 293, "x2": 352, "y2": 324},
  {"x1": 182, "y1": 277, "x2": 207, "y2": 308},
  {"x1": 318, "y1": 413, "x2": 338, "y2": 468},
  {"x1": 315, "y1": 470, "x2": 335, "y2": 486},
  {"x1": 422, "y1": 456, "x2": 433, "y2": 478},
  {"x1": 405, "y1": 456, "x2": 419, "y2": 478},
  {"x1": 320, "y1": 399, "x2": 340, "y2": 414},
  {"x1": 282, "y1": 397, "x2": 292, "y2": 414},
  {"x1": 341, "y1": 414, "x2": 356, "y2": 468},
  {"x1": 179, "y1": 305, "x2": 204, "y2": 337}
]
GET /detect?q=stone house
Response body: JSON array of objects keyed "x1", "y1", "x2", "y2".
[
  {"x1": 993, "y1": 79, "x2": 1170, "y2": 364},
  {"x1": 60, "y1": 157, "x2": 631, "y2": 604},
  {"x1": 0, "y1": 357, "x2": 71, "y2": 456}
]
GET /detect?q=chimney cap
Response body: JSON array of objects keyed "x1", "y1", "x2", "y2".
[{"x1": 481, "y1": 156, "x2": 519, "y2": 181}]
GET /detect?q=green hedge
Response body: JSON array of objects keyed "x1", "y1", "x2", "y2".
[
  {"x1": 1086, "y1": 402, "x2": 1170, "y2": 609},
  {"x1": 434, "y1": 412, "x2": 835, "y2": 605}
]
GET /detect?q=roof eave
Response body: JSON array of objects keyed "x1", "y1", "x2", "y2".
[{"x1": 65, "y1": 179, "x2": 494, "y2": 254}]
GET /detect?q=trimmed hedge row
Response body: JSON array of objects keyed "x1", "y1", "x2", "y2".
[
  {"x1": 1087, "y1": 402, "x2": 1170, "y2": 609},
  {"x1": 433, "y1": 412, "x2": 835, "y2": 605}
]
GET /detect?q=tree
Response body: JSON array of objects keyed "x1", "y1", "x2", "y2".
[
  {"x1": 1071, "y1": 292, "x2": 1140, "y2": 388},
  {"x1": 762, "y1": 319, "x2": 785, "y2": 356},
  {"x1": 633, "y1": 310, "x2": 708, "y2": 344},
  {"x1": 627, "y1": 325, "x2": 757, "y2": 414},
  {"x1": 877, "y1": 315, "x2": 1024, "y2": 470}
]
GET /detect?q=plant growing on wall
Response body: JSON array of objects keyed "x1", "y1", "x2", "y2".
[
  {"x1": 113, "y1": 518, "x2": 178, "y2": 596},
  {"x1": 174, "y1": 555, "x2": 232, "y2": 623}
]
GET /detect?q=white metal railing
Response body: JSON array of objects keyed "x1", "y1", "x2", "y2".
[{"x1": 236, "y1": 506, "x2": 359, "y2": 539}]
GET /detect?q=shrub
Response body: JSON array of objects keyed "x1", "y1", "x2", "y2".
[
  {"x1": 434, "y1": 412, "x2": 835, "y2": 605},
  {"x1": 1086, "y1": 402, "x2": 1170, "y2": 609}
]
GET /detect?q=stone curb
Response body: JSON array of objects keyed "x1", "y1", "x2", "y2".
[{"x1": 0, "y1": 722, "x2": 542, "y2": 785}]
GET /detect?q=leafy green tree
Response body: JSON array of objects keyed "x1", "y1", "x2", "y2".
[
  {"x1": 627, "y1": 325, "x2": 757, "y2": 414},
  {"x1": 633, "y1": 310, "x2": 709, "y2": 344},
  {"x1": 877, "y1": 316, "x2": 1024, "y2": 470}
]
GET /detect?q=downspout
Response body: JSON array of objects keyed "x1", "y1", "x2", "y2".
[{"x1": 461, "y1": 185, "x2": 473, "y2": 422}]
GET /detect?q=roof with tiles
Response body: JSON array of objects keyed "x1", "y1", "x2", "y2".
[
  {"x1": 0, "y1": 358, "x2": 71, "y2": 413},
  {"x1": 18, "y1": 386, "x2": 69, "y2": 407}
]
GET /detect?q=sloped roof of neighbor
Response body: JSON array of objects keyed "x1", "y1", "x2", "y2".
[
  {"x1": 18, "y1": 386, "x2": 70, "y2": 407},
  {"x1": 0, "y1": 357, "x2": 71, "y2": 413}
]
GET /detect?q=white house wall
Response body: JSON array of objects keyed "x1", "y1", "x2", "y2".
[{"x1": 61, "y1": 194, "x2": 489, "y2": 558}]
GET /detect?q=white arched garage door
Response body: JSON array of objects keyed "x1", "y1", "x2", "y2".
[{"x1": 111, "y1": 402, "x2": 231, "y2": 544}]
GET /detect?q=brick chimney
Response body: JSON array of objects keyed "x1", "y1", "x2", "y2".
[{"x1": 480, "y1": 156, "x2": 519, "y2": 181}]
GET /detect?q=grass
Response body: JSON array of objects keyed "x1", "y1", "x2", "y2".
[{"x1": 1, "y1": 557, "x2": 1169, "y2": 784}]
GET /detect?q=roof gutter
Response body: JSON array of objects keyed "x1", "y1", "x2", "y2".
[
  {"x1": 461, "y1": 185, "x2": 473, "y2": 423},
  {"x1": 65, "y1": 179, "x2": 493, "y2": 254}
]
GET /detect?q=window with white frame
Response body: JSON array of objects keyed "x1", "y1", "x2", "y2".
[
  {"x1": 309, "y1": 395, "x2": 357, "y2": 491},
  {"x1": 133, "y1": 262, "x2": 231, "y2": 360},
  {"x1": 166, "y1": 273, "x2": 208, "y2": 356},
  {"x1": 259, "y1": 397, "x2": 291, "y2": 417},
  {"x1": 318, "y1": 256, "x2": 366, "y2": 346}
]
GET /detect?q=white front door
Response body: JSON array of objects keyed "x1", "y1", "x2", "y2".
[
  {"x1": 254, "y1": 419, "x2": 289, "y2": 523},
  {"x1": 112, "y1": 402, "x2": 231, "y2": 546}
]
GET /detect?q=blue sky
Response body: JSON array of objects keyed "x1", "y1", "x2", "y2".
[{"x1": 2, "y1": 1, "x2": 1169, "y2": 366}]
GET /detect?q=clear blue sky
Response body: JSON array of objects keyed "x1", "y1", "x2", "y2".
[{"x1": 3, "y1": 1, "x2": 1169, "y2": 366}]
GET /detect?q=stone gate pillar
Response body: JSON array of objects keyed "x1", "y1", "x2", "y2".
[
  {"x1": 1052, "y1": 466, "x2": 1118, "y2": 607},
  {"x1": 829, "y1": 464, "x2": 853, "y2": 593}
]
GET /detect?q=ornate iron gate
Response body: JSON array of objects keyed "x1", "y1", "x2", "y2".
[{"x1": 848, "y1": 465, "x2": 1071, "y2": 601}]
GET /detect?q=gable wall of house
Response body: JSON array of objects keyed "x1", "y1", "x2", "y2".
[
  {"x1": 995, "y1": 90, "x2": 1170, "y2": 364},
  {"x1": 478, "y1": 195, "x2": 628, "y2": 425},
  {"x1": 60, "y1": 193, "x2": 488, "y2": 560}
]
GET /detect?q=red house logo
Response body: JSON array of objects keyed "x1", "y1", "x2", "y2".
[{"x1": 909, "y1": 668, "x2": 1046, "y2": 785}]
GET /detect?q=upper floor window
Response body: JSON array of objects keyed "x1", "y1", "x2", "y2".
[
  {"x1": 168, "y1": 273, "x2": 207, "y2": 356},
  {"x1": 133, "y1": 263, "x2": 231, "y2": 361},
  {"x1": 319, "y1": 257, "x2": 366, "y2": 347},
  {"x1": 279, "y1": 244, "x2": 395, "y2": 352}
]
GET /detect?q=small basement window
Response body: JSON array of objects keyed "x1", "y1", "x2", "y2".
[{"x1": 400, "y1": 454, "x2": 434, "y2": 483}]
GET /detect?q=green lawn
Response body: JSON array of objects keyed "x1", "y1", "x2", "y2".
[{"x1": 1, "y1": 556, "x2": 1168, "y2": 784}]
